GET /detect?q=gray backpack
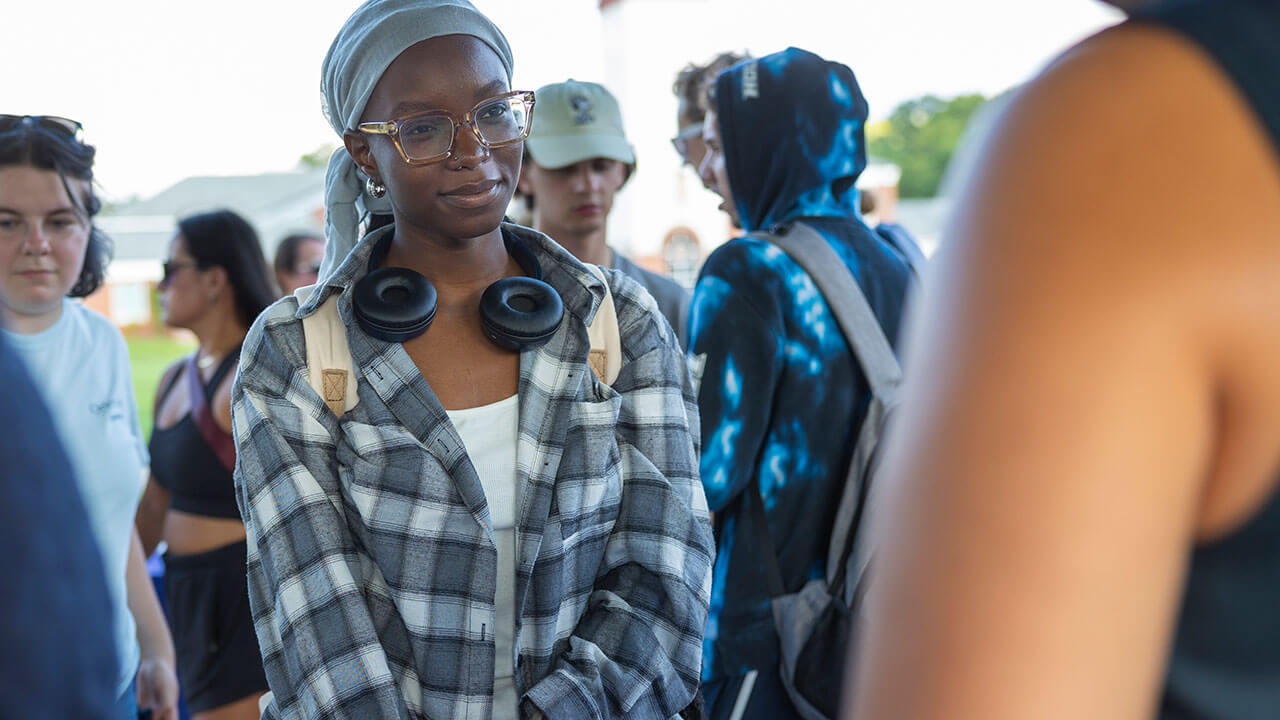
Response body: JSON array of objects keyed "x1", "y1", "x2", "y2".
[{"x1": 746, "y1": 221, "x2": 902, "y2": 720}]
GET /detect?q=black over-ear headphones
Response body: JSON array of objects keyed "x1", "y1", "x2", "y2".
[{"x1": 352, "y1": 227, "x2": 564, "y2": 350}]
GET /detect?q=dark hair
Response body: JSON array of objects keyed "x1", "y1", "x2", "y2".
[
  {"x1": 673, "y1": 51, "x2": 752, "y2": 127},
  {"x1": 0, "y1": 120, "x2": 112, "y2": 298},
  {"x1": 273, "y1": 233, "x2": 323, "y2": 276},
  {"x1": 177, "y1": 210, "x2": 278, "y2": 327}
]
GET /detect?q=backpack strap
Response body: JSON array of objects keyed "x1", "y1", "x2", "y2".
[
  {"x1": 745, "y1": 221, "x2": 902, "y2": 599},
  {"x1": 295, "y1": 267, "x2": 620, "y2": 419},
  {"x1": 296, "y1": 284, "x2": 359, "y2": 416},
  {"x1": 763, "y1": 222, "x2": 902, "y2": 401},
  {"x1": 585, "y1": 264, "x2": 622, "y2": 385},
  {"x1": 183, "y1": 353, "x2": 237, "y2": 472}
]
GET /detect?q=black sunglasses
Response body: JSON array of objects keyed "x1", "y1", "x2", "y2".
[
  {"x1": 160, "y1": 260, "x2": 201, "y2": 285},
  {"x1": 0, "y1": 115, "x2": 84, "y2": 141}
]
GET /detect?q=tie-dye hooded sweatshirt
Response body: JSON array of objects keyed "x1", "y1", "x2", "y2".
[{"x1": 689, "y1": 47, "x2": 911, "y2": 680}]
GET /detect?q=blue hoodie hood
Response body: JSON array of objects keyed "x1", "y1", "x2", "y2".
[{"x1": 713, "y1": 47, "x2": 869, "y2": 233}]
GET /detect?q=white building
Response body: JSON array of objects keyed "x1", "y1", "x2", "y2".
[{"x1": 94, "y1": 170, "x2": 326, "y2": 328}]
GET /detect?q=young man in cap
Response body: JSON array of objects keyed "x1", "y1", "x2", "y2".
[{"x1": 518, "y1": 79, "x2": 690, "y2": 347}]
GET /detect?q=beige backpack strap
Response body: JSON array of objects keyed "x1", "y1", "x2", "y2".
[
  {"x1": 295, "y1": 284, "x2": 359, "y2": 416},
  {"x1": 585, "y1": 265, "x2": 622, "y2": 385}
]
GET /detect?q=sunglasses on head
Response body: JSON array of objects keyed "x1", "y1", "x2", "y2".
[{"x1": 0, "y1": 115, "x2": 84, "y2": 141}]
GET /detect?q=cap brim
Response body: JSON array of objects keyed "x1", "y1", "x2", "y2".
[{"x1": 526, "y1": 135, "x2": 635, "y2": 169}]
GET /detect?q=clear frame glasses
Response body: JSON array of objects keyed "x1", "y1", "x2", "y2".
[
  {"x1": 358, "y1": 90, "x2": 535, "y2": 165},
  {"x1": 0, "y1": 115, "x2": 84, "y2": 142},
  {"x1": 670, "y1": 124, "x2": 703, "y2": 164}
]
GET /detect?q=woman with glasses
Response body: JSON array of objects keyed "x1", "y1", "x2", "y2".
[
  {"x1": 135, "y1": 208, "x2": 276, "y2": 720},
  {"x1": 231, "y1": 1, "x2": 713, "y2": 719},
  {"x1": 0, "y1": 115, "x2": 180, "y2": 719}
]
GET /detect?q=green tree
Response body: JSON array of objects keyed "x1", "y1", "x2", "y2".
[
  {"x1": 869, "y1": 93, "x2": 987, "y2": 198},
  {"x1": 298, "y1": 144, "x2": 339, "y2": 170}
]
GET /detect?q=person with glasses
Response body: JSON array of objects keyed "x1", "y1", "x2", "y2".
[
  {"x1": 687, "y1": 49, "x2": 912, "y2": 720},
  {"x1": 0, "y1": 115, "x2": 180, "y2": 719},
  {"x1": 231, "y1": 1, "x2": 713, "y2": 719},
  {"x1": 272, "y1": 232, "x2": 326, "y2": 296},
  {"x1": 671, "y1": 52, "x2": 751, "y2": 181},
  {"x1": 517, "y1": 79, "x2": 690, "y2": 348},
  {"x1": 135, "y1": 208, "x2": 277, "y2": 720}
]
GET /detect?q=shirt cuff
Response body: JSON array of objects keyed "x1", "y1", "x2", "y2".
[{"x1": 524, "y1": 669, "x2": 602, "y2": 719}]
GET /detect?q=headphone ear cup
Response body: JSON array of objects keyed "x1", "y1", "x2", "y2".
[
  {"x1": 352, "y1": 267, "x2": 438, "y2": 343},
  {"x1": 480, "y1": 277, "x2": 564, "y2": 351}
]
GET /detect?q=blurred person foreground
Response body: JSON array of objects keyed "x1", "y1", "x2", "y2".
[{"x1": 848, "y1": 0, "x2": 1280, "y2": 719}]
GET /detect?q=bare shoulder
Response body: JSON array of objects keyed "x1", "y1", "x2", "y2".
[
  {"x1": 946, "y1": 17, "x2": 1280, "y2": 385},
  {"x1": 850, "y1": 23, "x2": 1280, "y2": 720},
  {"x1": 1054, "y1": 22, "x2": 1280, "y2": 534},
  {"x1": 982, "y1": 21, "x2": 1280, "y2": 274},
  {"x1": 935, "y1": 19, "x2": 1280, "y2": 531}
]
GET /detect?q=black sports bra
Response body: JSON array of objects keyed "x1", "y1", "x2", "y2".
[{"x1": 147, "y1": 349, "x2": 241, "y2": 519}]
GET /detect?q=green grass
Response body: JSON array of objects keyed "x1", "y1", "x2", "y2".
[{"x1": 127, "y1": 333, "x2": 196, "y2": 438}]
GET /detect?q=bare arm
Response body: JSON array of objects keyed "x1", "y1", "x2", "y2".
[
  {"x1": 135, "y1": 481, "x2": 171, "y2": 558},
  {"x1": 126, "y1": 527, "x2": 178, "y2": 720},
  {"x1": 848, "y1": 24, "x2": 1280, "y2": 720}
]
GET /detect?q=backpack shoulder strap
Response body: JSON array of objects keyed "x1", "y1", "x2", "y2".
[
  {"x1": 759, "y1": 222, "x2": 902, "y2": 399},
  {"x1": 295, "y1": 284, "x2": 359, "y2": 416},
  {"x1": 747, "y1": 222, "x2": 902, "y2": 596},
  {"x1": 585, "y1": 264, "x2": 622, "y2": 385}
]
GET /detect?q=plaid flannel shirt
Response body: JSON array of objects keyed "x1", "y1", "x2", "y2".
[{"x1": 233, "y1": 223, "x2": 713, "y2": 720}]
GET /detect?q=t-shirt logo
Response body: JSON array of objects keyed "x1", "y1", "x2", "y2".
[
  {"x1": 570, "y1": 95, "x2": 594, "y2": 125},
  {"x1": 89, "y1": 399, "x2": 125, "y2": 421}
]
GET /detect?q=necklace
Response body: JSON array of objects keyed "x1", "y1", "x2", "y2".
[{"x1": 197, "y1": 352, "x2": 218, "y2": 370}]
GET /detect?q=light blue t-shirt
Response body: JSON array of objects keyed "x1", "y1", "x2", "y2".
[{"x1": 4, "y1": 299, "x2": 148, "y2": 695}]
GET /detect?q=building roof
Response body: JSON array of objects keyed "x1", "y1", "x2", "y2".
[
  {"x1": 100, "y1": 170, "x2": 326, "y2": 264},
  {"x1": 116, "y1": 170, "x2": 326, "y2": 218}
]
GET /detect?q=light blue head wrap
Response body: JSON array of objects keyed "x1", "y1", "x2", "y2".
[{"x1": 318, "y1": 0, "x2": 514, "y2": 278}]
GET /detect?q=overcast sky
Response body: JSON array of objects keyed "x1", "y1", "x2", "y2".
[{"x1": 5, "y1": 0, "x2": 1122, "y2": 202}]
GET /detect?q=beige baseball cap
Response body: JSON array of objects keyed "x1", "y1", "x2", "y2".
[{"x1": 525, "y1": 79, "x2": 636, "y2": 169}]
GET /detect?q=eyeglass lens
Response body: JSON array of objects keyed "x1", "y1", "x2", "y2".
[{"x1": 398, "y1": 95, "x2": 529, "y2": 161}]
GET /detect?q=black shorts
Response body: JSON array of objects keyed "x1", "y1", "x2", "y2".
[{"x1": 164, "y1": 540, "x2": 268, "y2": 713}]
